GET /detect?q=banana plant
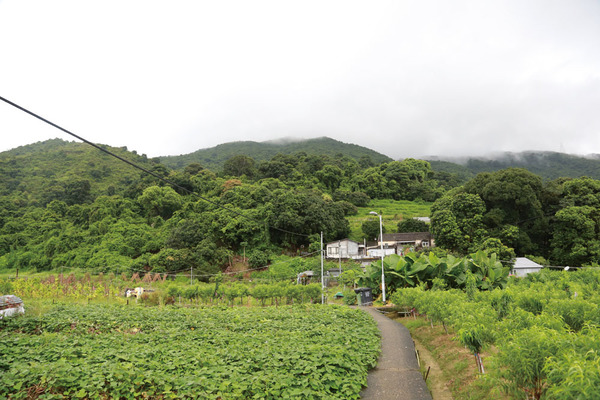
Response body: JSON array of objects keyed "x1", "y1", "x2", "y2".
[
  {"x1": 356, "y1": 250, "x2": 509, "y2": 295},
  {"x1": 468, "y1": 250, "x2": 509, "y2": 290}
]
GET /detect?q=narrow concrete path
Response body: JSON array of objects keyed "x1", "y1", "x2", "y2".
[{"x1": 359, "y1": 307, "x2": 432, "y2": 400}]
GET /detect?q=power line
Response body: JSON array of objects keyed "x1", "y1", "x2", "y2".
[{"x1": 0, "y1": 95, "x2": 310, "y2": 238}]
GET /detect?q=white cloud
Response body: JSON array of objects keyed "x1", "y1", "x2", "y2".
[{"x1": 1, "y1": 0, "x2": 599, "y2": 159}]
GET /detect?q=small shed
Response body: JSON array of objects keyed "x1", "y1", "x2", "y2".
[
  {"x1": 327, "y1": 268, "x2": 342, "y2": 278},
  {"x1": 0, "y1": 295, "x2": 25, "y2": 319},
  {"x1": 297, "y1": 270, "x2": 317, "y2": 285},
  {"x1": 512, "y1": 257, "x2": 544, "y2": 277}
]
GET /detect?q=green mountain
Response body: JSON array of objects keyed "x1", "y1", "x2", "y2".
[
  {"x1": 0, "y1": 138, "x2": 157, "y2": 206},
  {"x1": 428, "y1": 151, "x2": 600, "y2": 181},
  {"x1": 159, "y1": 137, "x2": 393, "y2": 170}
]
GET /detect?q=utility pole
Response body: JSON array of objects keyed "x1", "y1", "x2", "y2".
[
  {"x1": 339, "y1": 239, "x2": 343, "y2": 289},
  {"x1": 338, "y1": 239, "x2": 342, "y2": 269},
  {"x1": 321, "y1": 231, "x2": 324, "y2": 305},
  {"x1": 190, "y1": 267, "x2": 193, "y2": 285},
  {"x1": 370, "y1": 211, "x2": 386, "y2": 304}
]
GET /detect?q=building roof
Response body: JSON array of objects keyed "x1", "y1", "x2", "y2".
[
  {"x1": 0, "y1": 295, "x2": 23, "y2": 308},
  {"x1": 413, "y1": 217, "x2": 431, "y2": 223},
  {"x1": 513, "y1": 257, "x2": 544, "y2": 270},
  {"x1": 326, "y1": 238, "x2": 359, "y2": 246},
  {"x1": 381, "y1": 232, "x2": 433, "y2": 242}
]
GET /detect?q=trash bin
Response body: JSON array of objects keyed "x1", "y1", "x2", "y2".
[{"x1": 354, "y1": 287, "x2": 373, "y2": 306}]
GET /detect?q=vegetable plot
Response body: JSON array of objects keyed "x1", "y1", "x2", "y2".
[{"x1": 0, "y1": 304, "x2": 380, "y2": 399}]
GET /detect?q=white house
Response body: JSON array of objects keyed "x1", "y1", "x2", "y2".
[
  {"x1": 326, "y1": 239, "x2": 363, "y2": 259},
  {"x1": 366, "y1": 247, "x2": 396, "y2": 258},
  {"x1": 512, "y1": 257, "x2": 544, "y2": 277},
  {"x1": 379, "y1": 232, "x2": 435, "y2": 255}
]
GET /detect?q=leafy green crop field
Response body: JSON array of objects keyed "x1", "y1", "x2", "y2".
[
  {"x1": 0, "y1": 304, "x2": 380, "y2": 399},
  {"x1": 348, "y1": 199, "x2": 432, "y2": 241}
]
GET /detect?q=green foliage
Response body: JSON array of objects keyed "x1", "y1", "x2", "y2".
[
  {"x1": 457, "y1": 325, "x2": 487, "y2": 354},
  {"x1": 476, "y1": 238, "x2": 515, "y2": 266},
  {"x1": 342, "y1": 288, "x2": 358, "y2": 305},
  {"x1": 431, "y1": 151, "x2": 600, "y2": 181},
  {"x1": 551, "y1": 205, "x2": 600, "y2": 266},
  {"x1": 495, "y1": 327, "x2": 566, "y2": 400},
  {"x1": 397, "y1": 218, "x2": 429, "y2": 233},
  {"x1": 159, "y1": 136, "x2": 393, "y2": 171},
  {"x1": 430, "y1": 192, "x2": 486, "y2": 254},
  {"x1": 332, "y1": 190, "x2": 371, "y2": 207},
  {"x1": 247, "y1": 249, "x2": 272, "y2": 268},
  {"x1": 0, "y1": 139, "x2": 156, "y2": 207},
  {"x1": 358, "y1": 251, "x2": 509, "y2": 300},
  {"x1": 361, "y1": 219, "x2": 384, "y2": 240},
  {"x1": 545, "y1": 339, "x2": 600, "y2": 400},
  {"x1": 222, "y1": 154, "x2": 257, "y2": 178},
  {"x1": 137, "y1": 186, "x2": 183, "y2": 220},
  {"x1": 0, "y1": 304, "x2": 380, "y2": 399},
  {"x1": 0, "y1": 278, "x2": 13, "y2": 295},
  {"x1": 347, "y1": 199, "x2": 431, "y2": 241},
  {"x1": 351, "y1": 159, "x2": 442, "y2": 201},
  {"x1": 392, "y1": 268, "x2": 600, "y2": 399}
]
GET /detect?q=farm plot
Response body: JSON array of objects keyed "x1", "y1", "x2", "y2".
[{"x1": 0, "y1": 304, "x2": 380, "y2": 399}]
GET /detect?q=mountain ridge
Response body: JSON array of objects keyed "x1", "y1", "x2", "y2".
[
  {"x1": 158, "y1": 136, "x2": 394, "y2": 170},
  {"x1": 427, "y1": 151, "x2": 600, "y2": 181},
  {"x1": 5, "y1": 138, "x2": 600, "y2": 183}
]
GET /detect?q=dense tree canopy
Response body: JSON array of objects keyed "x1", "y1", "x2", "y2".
[
  {"x1": 5, "y1": 139, "x2": 600, "y2": 275},
  {"x1": 429, "y1": 170, "x2": 600, "y2": 267}
]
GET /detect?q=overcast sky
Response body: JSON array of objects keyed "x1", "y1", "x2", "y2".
[{"x1": 1, "y1": 0, "x2": 599, "y2": 160}]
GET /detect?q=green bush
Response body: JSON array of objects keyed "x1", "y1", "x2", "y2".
[
  {"x1": 495, "y1": 326, "x2": 567, "y2": 400},
  {"x1": 0, "y1": 279, "x2": 13, "y2": 295},
  {"x1": 343, "y1": 289, "x2": 357, "y2": 305}
]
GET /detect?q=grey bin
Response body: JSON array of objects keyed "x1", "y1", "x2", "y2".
[{"x1": 354, "y1": 287, "x2": 373, "y2": 306}]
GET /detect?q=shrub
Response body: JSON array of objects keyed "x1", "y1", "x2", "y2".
[{"x1": 495, "y1": 326, "x2": 567, "y2": 400}]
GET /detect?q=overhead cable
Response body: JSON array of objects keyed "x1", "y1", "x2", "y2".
[{"x1": 0, "y1": 95, "x2": 310, "y2": 238}]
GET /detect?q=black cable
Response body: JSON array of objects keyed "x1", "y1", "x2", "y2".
[{"x1": 0, "y1": 95, "x2": 310, "y2": 238}]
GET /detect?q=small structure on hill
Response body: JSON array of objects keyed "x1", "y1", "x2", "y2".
[
  {"x1": 512, "y1": 257, "x2": 544, "y2": 277},
  {"x1": 326, "y1": 239, "x2": 366, "y2": 259},
  {"x1": 379, "y1": 232, "x2": 435, "y2": 254},
  {"x1": 297, "y1": 270, "x2": 317, "y2": 285},
  {"x1": 0, "y1": 295, "x2": 24, "y2": 319},
  {"x1": 125, "y1": 287, "x2": 146, "y2": 298}
]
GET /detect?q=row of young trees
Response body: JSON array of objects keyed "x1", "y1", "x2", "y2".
[{"x1": 391, "y1": 268, "x2": 600, "y2": 399}]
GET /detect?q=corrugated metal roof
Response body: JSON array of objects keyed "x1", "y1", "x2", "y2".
[
  {"x1": 513, "y1": 257, "x2": 543, "y2": 269},
  {"x1": 382, "y1": 232, "x2": 433, "y2": 242},
  {"x1": 0, "y1": 295, "x2": 23, "y2": 308}
]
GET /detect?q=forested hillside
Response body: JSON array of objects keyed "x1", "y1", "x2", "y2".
[
  {"x1": 0, "y1": 139, "x2": 445, "y2": 275},
  {"x1": 429, "y1": 151, "x2": 600, "y2": 181},
  {"x1": 4, "y1": 138, "x2": 600, "y2": 276},
  {"x1": 159, "y1": 137, "x2": 393, "y2": 170},
  {"x1": 0, "y1": 139, "x2": 157, "y2": 206},
  {"x1": 429, "y1": 168, "x2": 600, "y2": 267}
]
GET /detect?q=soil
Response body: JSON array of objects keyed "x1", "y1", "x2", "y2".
[
  {"x1": 412, "y1": 336, "x2": 454, "y2": 400},
  {"x1": 391, "y1": 314, "x2": 509, "y2": 400}
]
